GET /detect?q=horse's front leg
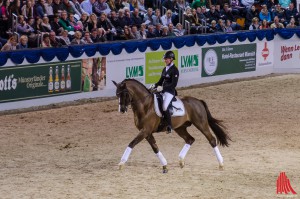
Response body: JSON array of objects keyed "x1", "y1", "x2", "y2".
[
  {"x1": 145, "y1": 134, "x2": 168, "y2": 173},
  {"x1": 118, "y1": 130, "x2": 149, "y2": 170}
]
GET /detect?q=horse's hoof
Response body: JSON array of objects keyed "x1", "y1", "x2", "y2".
[
  {"x1": 179, "y1": 159, "x2": 185, "y2": 168},
  {"x1": 162, "y1": 165, "x2": 168, "y2": 173},
  {"x1": 118, "y1": 162, "x2": 124, "y2": 170},
  {"x1": 219, "y1": 164, "x2": 224, "y2": 171}
]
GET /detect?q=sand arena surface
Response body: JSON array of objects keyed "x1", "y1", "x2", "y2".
[{"x1": 0, "y1": 74, "x2": 300, "y2": 199}]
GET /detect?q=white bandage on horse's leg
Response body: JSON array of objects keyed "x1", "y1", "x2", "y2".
[
  {"x1": 120, "y1": 147, "x2": 132, "y2": 164},
  {"x1": 156, "y1": 151, "x2": 167, "y2": 166},
  {"x1": 213, "y1": 146, "x2": 223, "y2": 164},
  {"x1": 179, "y1": 144, "x2": 191, "y2": 160},
  {"x1": 118, "y1": 98, "x2": 121, "y2": 112}
]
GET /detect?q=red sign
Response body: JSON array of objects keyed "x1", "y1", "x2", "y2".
[{"x1": 276, "y1": 172, "x2": 297, "y2": 195}]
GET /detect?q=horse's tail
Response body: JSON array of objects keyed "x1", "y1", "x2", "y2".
[{"x1": 200, "y1": 100, "x2": 231, "y2": 147}]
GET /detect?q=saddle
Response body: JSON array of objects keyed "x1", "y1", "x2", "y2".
[{"x1": 154, "y1": 93, "x2": 185, "y2": 117}]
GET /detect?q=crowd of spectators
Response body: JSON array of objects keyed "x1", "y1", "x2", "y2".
[{"x1": 0, "y1": 0, "x2": 299, "y2": 51}]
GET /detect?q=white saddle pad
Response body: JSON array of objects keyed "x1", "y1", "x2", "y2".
[{"x1": 154, "y1": 94, "x2": 185, "y2": 117}]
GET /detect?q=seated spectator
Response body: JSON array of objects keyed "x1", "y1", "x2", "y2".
[
  {"x1": 161, "y1": 26, "x2": 170, "y2": 37},
  {"x1": 208, "y1": 20, "x2": 218, "y2": 33},
  {"x1": 274, "y1": 4, "x2": 286, "y2": 24},
  {"x1": 93, "y1": 0, "x2": 111, "y2": 16},
  {"x1": 41, "y1": 33, "x2": 52, "y2": 47},
  {"x1": 71, "y1": 31, "x2": 86, "y2": 44},
  {"x1": 167, "y1": 23, "x2": 176, "y2": 36},
  {"x1": 41, "y1": 16, "x2": 52, "y2": 33},
  {"x1": 17, "y1": 15, "x2": 35, "y2": 36},
  {"x1": 230, "y1": 0, "x2": 245, "y2": 18},
  {"x1": 69, "y1": 13, "x2": 83, "y2": 31},
  {"x1": 131, "y1": 8, "x2": 143, "y2": 28},
  {"x1": 154, "y1": 23, "x2": 163, "y2": 37},
  {"x1": 191, "y1": 0, "x2": 206, "y2": 9},
  {"x1": 122, "y1": 0, "x2": 131, "y2": 10},
  {"x1": 107, "y1": 0, "x2": 117, "y2": 12},
  {"x1": 259, "y1": 4, "x2": 271, "y2": 23},
  {"x1": 146, "y1": 25, "x2": 156, "y2": 38},
  {"x1": 245, "y1": 5, "x2": 259, "y2": 29},
  {"x1": 124, "y1": 8, "x2": 133, "y2": 26},
  {"x1": 82, "y1": 31, "x2": 93, "y2": 43},
  {"x1": 59, "y1": 30, "x2": 71, "y2": 45},
  {"x1": 78, "y1": 13, "x2": 89, "y2": 31},
  {"x1": 80, "y1": 0, "x2": 96, "y2": 16},
  {"x1": 62, "y1": 0, "x2": 76, "y2": 15},
  {"x1": 225, "y1": 19, "x2": 234, "y2": 32},
  {"x1": 137, "y1": 0, "x2": 147, "y2": 14},
  {"x1": 130, "y1": 0, "x2": 139, "y2": 11},
  {"x1": 1, "y1": 36, "x2": 17, "y2": 51},
  {"x1": 259, "y1": 19, "x2": 270, "y2": 29},
  {"x1": 49, "y1": 31, "x2": 63, "y2": 47},
  {"x1": 286, "y1": 17, "x2": 297, "y2": 28},
  {"x1": 174, "y1": 23, "x2": 186, "y2": 36},
  {"x1": 120, "y1": 26, "x2": 134, "y2": 40},
  {"x1": 131, "y1": 25, "x2": 143, "y2": 39},
  {"x1": 139, "y1": 23, "x2": 147, "y2": 39},
  {"x1": 143, "y1": 7, "x2": 154, "y2": 26},
  {"x1": 52, "y1": 0, "x2": 64, "y2": 14},
  {"x1": 117, "y1": 9, "x2": 129, "y2": 30},
  {"x1": 206, "y1": 5, "x2": 220, "y2": 23},
  {"x1": 241, "y1": 0, "x2": 254, "y2": 9},
  {"x1": 87, "y1": 13, "x2": 98, "y2": 31},
  {"x1": 45, "y1": 0, "x2": 54, "y2": 20},
  {"x1": 270, "y1": 16, "x2": 284, "y2": 28},
  {"x1": 59, "y1": 11, "x2": 75, "y2": 32},
  {"x1": 35, "y1": 17, "x2": 44, "y2": 33},
  {"x1": 175, "y1": 0, "x2": 190, "y2": 13},
  {"x1": 249, "y1": 17, "x2": 260, "y2": 30},
  {"x1": 35, "y1": 0, "x2": 46, "y2": 19},
  {"x1": 97, "y1": 13, "x2": 116, "y2": 41},
  {"x1": 109, "y1": 10, "x2": 123, "y2": 36},
  {"x1": 161, "y1": 9, "x2": 174, "y2": 26},
  {"x1": 9, "y1": 0, "x2": 21, "y2": 16},
  {"x1": 16, "y1": 35, "x2": 29, "y2": 49},
  {"x1": 152, "y1": 8, "x2": 162, "y2": 26},
  {"x1": 21, "y1": 0, "x2": 35, "y2": 20},
  {"x1": 285, "y1": 3, "x2": 299, "y2": 24},
  {"x1": 90, "y1": 28, "x2": 100, "y2": 42},
  {"x1": 51, "y1": 14, "x2": 64, "y2": 36},
  {"x1": 279, "y1": 0, "x2": 290, "y2": 9},
  {"x1": 97, "y1": 28, "x2": 107, "y2": 42},
  {"x1": 220, "y1": 3, "x2": 234, "y2": 21},
  {"x1": 216, "y1": 19, "x2": 226, "y2": 32},
  {"x1": 115, "y1": 0, "x2": 125, "y2": 11},
  {"x1": 70, "y1": 0, "x2": 88, "y2": 19}
]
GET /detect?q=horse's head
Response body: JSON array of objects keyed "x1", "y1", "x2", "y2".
[{"x1": 112, "y1": 80, "x2": 131, "y2": 113}]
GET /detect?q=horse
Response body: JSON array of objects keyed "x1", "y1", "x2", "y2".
[{"x1": 112, "y1": 79, "x2": 231, "y2": 173}]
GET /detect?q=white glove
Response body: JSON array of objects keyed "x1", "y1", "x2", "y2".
[
  {"x1": 157, "y1": 86, "x2": 163, "y2": 92},
  {"x1": 149, "y1": 84, "x2": 155, "y2": 89}
]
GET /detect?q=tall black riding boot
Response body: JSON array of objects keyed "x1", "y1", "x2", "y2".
[{"x1": 163, "y1": 110, "x2": 172, "y2": 134}]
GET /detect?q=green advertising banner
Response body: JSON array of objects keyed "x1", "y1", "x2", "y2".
[
  {"x1": 0, "y1": 61, "x2": 82, "y2": 103},
  {"x1": 202, "y1": 44, "x2": 256, "y2": 77},
  {"x1": 145, "y1": 50, "x2": 178, "y2": 84}
]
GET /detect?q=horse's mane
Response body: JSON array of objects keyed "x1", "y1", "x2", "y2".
[{"x1": 123, "y1": 79, "x2": 151, "y2": 94}]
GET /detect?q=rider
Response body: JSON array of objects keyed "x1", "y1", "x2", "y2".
[{"x1": 150, "y1": 50, "x2": 179, "y2": 134}]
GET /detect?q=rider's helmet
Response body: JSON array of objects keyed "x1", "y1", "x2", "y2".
[{"x1": 163, "y1": 51, "x2": 176, "y2": 60}]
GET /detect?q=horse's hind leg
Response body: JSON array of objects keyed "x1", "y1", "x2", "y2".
[
  {"x1": 193, "y1": 121, "x2": 224, "y2": 170},
  {"x1": 145, "y1": 135, "x2": 168, "y2": 173},
  {"x1": 175, "y1": 126, "x2": 195, "y2": 168}
]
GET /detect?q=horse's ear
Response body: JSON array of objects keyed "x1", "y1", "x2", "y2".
[{"x1": 112, "y1": 80, "x2": 118, "y2": 87}]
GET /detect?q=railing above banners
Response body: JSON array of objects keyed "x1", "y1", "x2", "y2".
[{"x1": 1, "y1": 29, "x2": 300, "y2": 67}]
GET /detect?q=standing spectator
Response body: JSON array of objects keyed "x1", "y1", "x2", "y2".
[
  {"x1": 49, "y1": 31, "x2": 63, "y2": 47},
  {"x1": 93, "y1": 0, "x2": 111, "y2": 16},
  {"x1": 1, "y1": 35, "x2": 17, "y2": 51},
  {"x1": 51, "y1": 14, "x2": 64, "y2": 35},
  {"x1": 82, "y1": 31, "x2": 93, "y2": 43},
  {"x1": 21, "y1": 0, "x2": 35, "y2": 20},
  {"x1": 131, "y1": 8, "x2": 143, "y2": 28},
  {"x1": 80, "y1": 0, "x2": 96, "y2": 15},
  {"x1": 41, "y1": 33, "x2": 52, "y2": 47},
  {"x1": 71, "y1": 30, "x2": 85, "y2": 44},
  {"x1": 16, "y1": 35, "x2": 29, "y2": 49},
  {"x1": 52, "y1": 0, "x2": 64, "y2": 14},
  {"x1": 59, "y1": 11, "x2": 75, "y2": 31}
]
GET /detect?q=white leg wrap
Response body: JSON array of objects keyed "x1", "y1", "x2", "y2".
[
  {"x1": 120, "y1": 147, "x2": 132, "y2": 164},
  {"x1": 179, "y1": 144, "x2": 191, "y2": 160},
  {"x1": 213, "y1": 146, "x2": 223, "y2": 164},
  {"x1": 156, "y1": 151, "x2": 167, "y2": 166}
]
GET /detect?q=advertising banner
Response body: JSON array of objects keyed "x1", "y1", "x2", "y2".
[
  {"x1": 145, "y1": 50, "x2": 178, "y2": 84},
  {"x1": 274, "y1": 38, "x2": 300, "y2": 68},
  {"x1": 178, "y1": 47, "x2": 201, "y2": 81},
  {"x1": 202, "y1": 44, "x2": 256, "y2": 77},
  {"x1": 0, "y1": 61, "x2": 81, "y2": 103},
  {"x1": 256, "y1": 41, "x2": 274, "y2": 67}
]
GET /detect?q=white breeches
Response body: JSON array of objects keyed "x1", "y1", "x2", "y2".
[{"x1": 162, "y1": 92, "x2": 174, "y2": 111}]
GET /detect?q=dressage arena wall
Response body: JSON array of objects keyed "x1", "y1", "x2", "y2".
[{"x1": 0, "y1": 33, "x2": 300, "y2": 111}]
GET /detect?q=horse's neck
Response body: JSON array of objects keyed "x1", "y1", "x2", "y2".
[{"x1": 127, "y1": 83, "x2": 152, "y2": 114}]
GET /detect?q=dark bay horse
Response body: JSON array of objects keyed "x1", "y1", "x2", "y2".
[{"x1": 113, "y1": 79, "x2": 231, "y2": 173}]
